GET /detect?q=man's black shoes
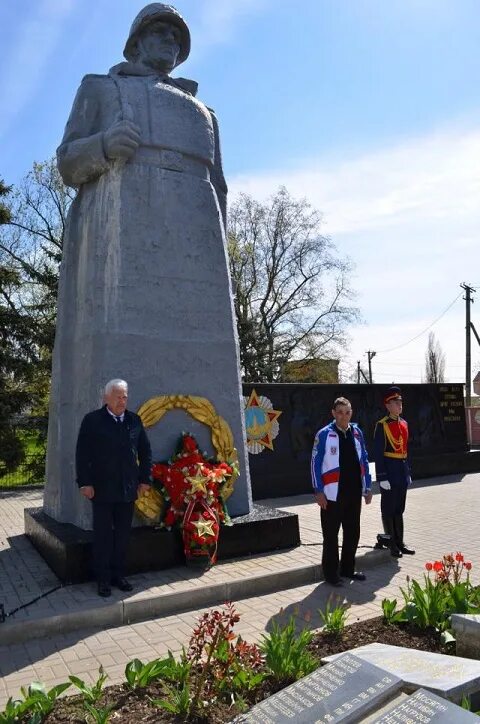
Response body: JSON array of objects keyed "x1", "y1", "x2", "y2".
[
  {"x1": 97, "y1": 582, "x2": 111, "y2": 598},
  {"x1": 111, "y1": 577, "x2": 133, "y2": 592},
  {"x1": 399, "y1": 544, "x2": 415, "y2": 555},
  {"x1": 341, "y1": 572, "x2": 366, "y2": 582}
]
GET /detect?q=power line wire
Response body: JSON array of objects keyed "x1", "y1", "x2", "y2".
[
  {"x1": 376, "y1": 293, "x2": 462, "y2": 356},
  {"x1": 373, "y1": 361, "x2": 465, "y2": 368}
]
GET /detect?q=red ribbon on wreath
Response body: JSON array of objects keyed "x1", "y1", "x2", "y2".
[{"x1": 183, "y1": 497, "x2": 220, "y2": 565}]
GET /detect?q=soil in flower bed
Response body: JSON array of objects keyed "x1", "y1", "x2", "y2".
[
  {"x1": 307, "y1": 614, "x2": 453, "y2": 660},
  {"x1": 36, "y1": 618, "x2": 453, "y2": 723}
]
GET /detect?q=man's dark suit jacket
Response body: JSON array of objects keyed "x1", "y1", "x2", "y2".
[{"x1": 76, "y1": 405, "x2": 152, "y2": 503}]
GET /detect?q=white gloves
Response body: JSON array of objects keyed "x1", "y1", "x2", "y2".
[{"x1": 379, "y1": 480, "x2": 391, "y2": 491}]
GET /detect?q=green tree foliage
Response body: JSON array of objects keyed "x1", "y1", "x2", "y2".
[
  {"x1": 0, "y1": 179, "x2": 11, "y2": 224},
  {"x1": 0, "y1": 161, "x2": 73, "y2": 476},
  {"x1": 228, "y1": 187, "x2": 359, "y2": 382},
  {"x1": 0, "y1": 178, "x2": 31, "y2": 472}
]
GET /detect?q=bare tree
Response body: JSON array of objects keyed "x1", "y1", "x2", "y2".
[
  {"x1": 424, "y1": 332, "x2": 446, "y2": 383},
  {"x1": 228, "y1": 187, "x2": 359, "y2": 382}
]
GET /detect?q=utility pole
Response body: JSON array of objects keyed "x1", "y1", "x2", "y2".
[
  {"x1": 357, "y1": 361, "x2": 369, "y2": 384},
  {"x1": 461, "y1": 283, "x2": 476, "y2": 406},
  {"x1": 367, "y1": 350, "x2": 376, "y2": 384}
]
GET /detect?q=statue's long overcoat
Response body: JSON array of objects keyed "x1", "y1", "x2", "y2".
[{"x1": 44, "y1": 66, "x2": 251, "y2": 529}]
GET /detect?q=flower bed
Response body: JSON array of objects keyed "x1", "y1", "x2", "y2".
[{"x1": 3, "y1": 554, "x2": 480, "y2": 722}]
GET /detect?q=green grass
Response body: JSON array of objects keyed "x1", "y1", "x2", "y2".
[{"x1": 0, "y1": 432, "x2": 45, "y2": 488}]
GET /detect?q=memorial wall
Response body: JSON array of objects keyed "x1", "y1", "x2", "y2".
[{"x1": 242, "y1": 383, "x2": 468, "y2": 498}]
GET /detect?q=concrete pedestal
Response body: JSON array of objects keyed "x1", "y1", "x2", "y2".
[{"x1": 25, "y1": 505, "x2": 300, "y2": 584}]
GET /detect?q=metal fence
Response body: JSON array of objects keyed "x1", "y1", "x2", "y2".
[{"x1": 0, "y1": 454, "x2": 45, "y2": 488}]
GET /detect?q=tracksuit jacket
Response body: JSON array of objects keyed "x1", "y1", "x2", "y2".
[{"x1": 311, "y1": 421, "x2": 372, "y2": 501}]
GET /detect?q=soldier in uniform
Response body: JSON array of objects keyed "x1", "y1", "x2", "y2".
[{"x1": 374, "y1": 386, "x2": 415, "y2": 558}]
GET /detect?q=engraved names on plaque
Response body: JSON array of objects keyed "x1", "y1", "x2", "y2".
[
  {"x1": 370, "y1": 687, "x2": 478, "y2": 723},
  {"x1": 234, "y1": 653, "x2": 402, "y2": 723}
]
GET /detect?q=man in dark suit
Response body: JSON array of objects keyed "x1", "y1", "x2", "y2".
[{"x1": 76, "y1": 379, "x2": 152, "y2": 597}]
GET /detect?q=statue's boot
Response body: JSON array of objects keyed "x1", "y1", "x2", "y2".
[{"x1": 394, "y1": 514, "x2": 415, "y2": 555}]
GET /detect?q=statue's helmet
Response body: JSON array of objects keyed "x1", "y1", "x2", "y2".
[{"x1": 123, "y1": 3, "x2": 191, "y2": 66}]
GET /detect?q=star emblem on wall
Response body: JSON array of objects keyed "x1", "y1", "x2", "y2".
[{"x1": 243, "y1": 389, "x2": 282, "y2": 454}]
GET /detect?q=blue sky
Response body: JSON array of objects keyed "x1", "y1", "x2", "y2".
[{"x1": 1, "y1": 0, "x2": 480, "y2": 388}]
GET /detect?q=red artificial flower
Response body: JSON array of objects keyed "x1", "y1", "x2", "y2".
[
  {"x1": 183, "y1": 435, "x2": 198, "y2": 453},
  {"x1": 164, "y1": 509, "x2": 176, "y2": 527},
  {"x1": 465, "y1": 562, "x2": 473, "y2": 571},
  {"x1": 433, "y1": 561, "x2": 443, "y2": 572},
  {"x1": 455, "y1": 552, "x2": 464, "y2": 563},
  {"x1": 425, "y1": 562, "x2": 433, "y2": 571},
  {"x1": 162, "y1": 469, "x2": 187, "y2": 508},
  {"x1": 176, "y1": 453, "x2": 203, "y2": 468},
  {"x1": 152, "y1": 463, "x2": 169, "y2": 481}
]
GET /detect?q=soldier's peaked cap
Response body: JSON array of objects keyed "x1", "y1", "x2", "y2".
[
  {"x1": 123, "y1": 4, "x2": 191, "y2": 66},
  {"x1": 384, "y1": 386, "x2": 402, "y2": 405}
]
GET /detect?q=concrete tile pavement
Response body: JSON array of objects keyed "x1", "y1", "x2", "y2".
[{"x1": 0, "y1": 473, "x2": 479, "y2": 706}]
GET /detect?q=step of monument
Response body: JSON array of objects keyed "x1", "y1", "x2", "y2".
[{"x1": 0, "y1": 548, "x2": 387, "y2": 645}]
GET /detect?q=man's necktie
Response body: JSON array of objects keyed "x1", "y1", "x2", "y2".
[{"x1": 115, "y1": 416, "x2": 122, "y2": 423}]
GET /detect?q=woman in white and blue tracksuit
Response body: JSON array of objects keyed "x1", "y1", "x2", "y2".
[{"x1": 311, "y1": 398, "x2": 372, "y2": 585}]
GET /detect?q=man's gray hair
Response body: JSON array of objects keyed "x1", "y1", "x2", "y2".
[{"x1": 104, "y1": 379, "x2": 128, "y2": 395}]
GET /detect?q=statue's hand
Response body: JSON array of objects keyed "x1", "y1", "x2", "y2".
[{"x1": 103, "y1": 120, "x2": 141, "y2": 160}]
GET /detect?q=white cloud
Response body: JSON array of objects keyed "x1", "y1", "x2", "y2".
[
  {"x1": 0, "y1": 0, "x2": 75, "y2": 139},
  {"x1": 189, "y1": 0, "x2": 269, "y2": 57},
  {"x1": 228, "y1": 122, "x2": 480, "y2": 387},
  {"x1": 229, "y1": 125, "x2": 480, "y2": 235}
]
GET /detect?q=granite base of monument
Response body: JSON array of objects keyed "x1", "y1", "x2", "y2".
[{"x1": 24, "y1": 505, "x2": 300, "y2": 583}]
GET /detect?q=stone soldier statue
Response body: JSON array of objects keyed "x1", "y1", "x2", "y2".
[{"x1": 44, "y1": 3, "x2": 251, "y2": 530}]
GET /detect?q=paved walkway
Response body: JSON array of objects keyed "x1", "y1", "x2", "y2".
[{"x1": 0, "y1": 472, "x2": 479, "y2": 706}]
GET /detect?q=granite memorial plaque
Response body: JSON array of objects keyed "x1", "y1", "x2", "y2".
[
  {"x1": 370, "y1": 687, "x2": 478, "y2": 722},
  {"x1": 324, "y1": 644, "x2": 480, "y2": 703},
  {"x1": 235, "y1": 653, "x2": 402, "y2": 723},
  {"x1": 451, "y1": 613, "x2": 480, "y2": 659}
]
